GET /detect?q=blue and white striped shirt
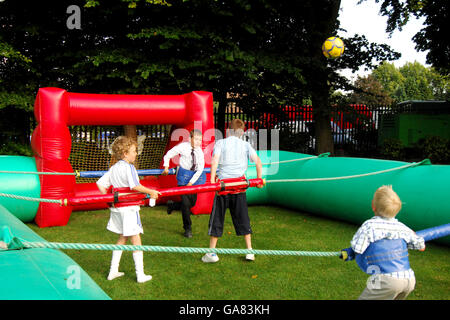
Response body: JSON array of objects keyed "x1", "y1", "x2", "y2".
[{"x1": 351, "y1": 216, "x2": 425, "y2": 279}]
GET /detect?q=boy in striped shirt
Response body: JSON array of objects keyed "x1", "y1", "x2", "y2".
[{"x1": 341, "y1": 185, "x2": 425, "y2": 300}]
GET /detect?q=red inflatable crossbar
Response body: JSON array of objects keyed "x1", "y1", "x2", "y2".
[{"x1": 66, "y1": 178, "x2": 265, "y2": 207}]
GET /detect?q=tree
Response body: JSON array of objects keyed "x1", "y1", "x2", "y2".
[
  {"x1": 0, "y1": 0, "x2": 402, "y2": 156},
  {"x1": 372, "y1": 61, "x2": 449, "y2": 102},
  {"x1": 428, "y1": 69, "x2": 450, "y2": 101},
  {"x1": 348, "y1": 74, "x2": 393, "y2": 105},
  {"x1": 399, "y1": 62, "x2": 434, "y2": 100},
  {"x1": 370, "y1": 61, "x2": 404, "y2": 100},
  {"x1": 367, "y1": 0, "x2": 450, "y2": 75}
]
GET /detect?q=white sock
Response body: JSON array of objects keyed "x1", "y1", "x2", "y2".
[
  {"x1": 133, "y1": 251, "x2": 152, "y2": 283},
  {"x1": 107, "y1": 250, "x2": 124, "y2": 280}
]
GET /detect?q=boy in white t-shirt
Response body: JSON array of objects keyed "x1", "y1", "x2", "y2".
[
  {"x1": 97, "y1": 136, "x2": 161, "y2": 283},
  {"x1": 202, "y1": 119, "x2": 263, "y2": 263}
]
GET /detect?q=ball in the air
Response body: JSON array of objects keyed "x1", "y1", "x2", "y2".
[{"x1": 322, "y1": 36, "x2": 345, "y2": 59}]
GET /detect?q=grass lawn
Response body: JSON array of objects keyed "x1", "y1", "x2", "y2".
[{"x1": 27, "y1": 205, "x2": 450, "y2": 300}]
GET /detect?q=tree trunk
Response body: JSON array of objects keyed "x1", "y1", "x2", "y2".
[
  {"x1": 310, "y1": 0, "x2": 340, "y2": 155},
  {"x1": 313, "y1": 99, "x2": 334, "y2": 155},
  {"x1": 216, "y1": 91, "x2": 227, "y2": 139},
  {"x1": 109, "y1": 125, "x2": 138, "y2": 168},
  {"x1": 124, "y1": 125, "x2": 138, "y2": 168}
]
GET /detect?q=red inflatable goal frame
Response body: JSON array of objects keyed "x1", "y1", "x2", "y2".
[{"x1": 31, "y1": 87, "x2": 215, "y2": 227}]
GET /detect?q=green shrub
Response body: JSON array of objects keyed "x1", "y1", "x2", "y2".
[
  {"x1": 419, "y1": 136, "x2": 450, "y2": 164},
  {"x1": 0, "y1": 141, "x2": 33, "y2": 156},
  {"x1": 380, "y1": 138, "x2": 404, "y2": 160}
]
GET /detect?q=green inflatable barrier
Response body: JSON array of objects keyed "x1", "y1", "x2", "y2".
[
  {"x1": 0, "y1": 152, "x2": 448, "y2": 246},
  {"x1": 247, "y1": 150, "x2": 450, "y2": 245},
  {"x1": 0, "y1": 204, "x2": 110, "y2": 300},
  {"x1": 0, "y1": 156, "x2": 40, "y2": 222}
]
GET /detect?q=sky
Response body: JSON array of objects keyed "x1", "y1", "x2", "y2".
[{"x1": 338, "y1": 0, "x2": 429, "y2": 81}]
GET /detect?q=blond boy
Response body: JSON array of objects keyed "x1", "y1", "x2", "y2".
[
  {"x1": 97, "y1": 136, "x2": 160, "y2": 283},
  {"x1": 341, "y1": 185, "x2": 425, "y2": 299}
]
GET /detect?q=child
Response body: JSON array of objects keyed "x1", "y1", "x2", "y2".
[
  {"x1": 97, "y1": 136, "x2": 161, "y2": 283},
  {"x1": 161, "y1": 129, "x2": 205, "y2": 238},
  {"x1": 202, "y1": 119, "x2": 263, "y2": 263},
  {"x1": 341, "y1": 185, "x2": 425, "y2": 300}
]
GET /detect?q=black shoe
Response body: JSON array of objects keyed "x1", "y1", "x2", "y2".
[
  {"x1": 167, "y1": 200, "x2": 174, "y2": 215},
  {"x1": 183, "y1": 229, "x2": 193, "y2": 238}
]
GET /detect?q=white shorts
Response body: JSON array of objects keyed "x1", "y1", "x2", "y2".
[{"x1": 107, "y1": 205, "x2": 143, "y2": 237}]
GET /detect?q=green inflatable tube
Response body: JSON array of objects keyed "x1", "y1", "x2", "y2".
[
  {"x1": 0, "y1": 156, "x2": 40, "y2": 222},
  {"x1": 247, "y1": 151, "x2": 450, "y2": 245},
  {"x1": 0, "y1": 204, "x2": 110, "y2": 300}
]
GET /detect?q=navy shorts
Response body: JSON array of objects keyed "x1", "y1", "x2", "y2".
[{"x1": 208, "y1": 193, "x2": 252, "y2": 237}]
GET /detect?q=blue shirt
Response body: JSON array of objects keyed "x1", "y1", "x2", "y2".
[
  {"x1": 213, "y1": 136, "x2": 257, "y2": 179},
  {"x1": 351, "y1": 216, "x2": 425, "y2": 279}
]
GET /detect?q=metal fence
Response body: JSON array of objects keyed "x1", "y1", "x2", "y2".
[
  {"x1": 214, "y1": 104, "x2": 395, "y2": 155},
  {"x1": 2, "y1": 104, "x2": 395, "y2": 157}
]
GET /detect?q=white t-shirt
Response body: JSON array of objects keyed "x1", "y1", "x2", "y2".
[
  {"x1": 96, "y1": 160, "x2": 141, "y2": 213},
  {"x1": 213, "y1": 136, "x2": 257, "y2": 179}
]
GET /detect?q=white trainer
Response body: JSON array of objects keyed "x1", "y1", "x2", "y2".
[
  {"x1": 137, "y1": 274, "x2": 153, "y2": 283},
  {"x1": 245, "y1": 254, "x2": 255, "y2": 261},
  {"x1": 202, "y1": 253, "x2": 219, "y2": 263},
  {"x1": 107, "y1": 271, "x2": 125, "y2": 281}
]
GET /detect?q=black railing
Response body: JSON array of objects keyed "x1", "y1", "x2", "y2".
[
  {"x1": 214, "y1": 104, "x2": 396, "y2": 155},
  {"x1": 2, "y1": 104, "x2": 395, "y2": 157}
]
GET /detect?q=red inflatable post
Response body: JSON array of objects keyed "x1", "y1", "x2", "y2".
[{"x1": 31, "y1": 88, "x2": 75, "y2": 227}]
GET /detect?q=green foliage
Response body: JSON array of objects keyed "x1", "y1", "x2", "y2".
[
  {"x1": 0, "y1": 0, "x2": 402, "y2": 105},
  {"x1": 372, "y1": 61, "x2": 449, "y2": 103},
  {"x1": 379, "y1": 136, "x2": 450, "y2": 164},
  {"x1": 380, "y1": 137, "x2": 404, "y2": 160},
  {"x1": 0, "y1": 0, "x2": 407, "y2": 156},
  {"x1": 84, "y1": 0, "x2": 172, "y2": 8},
  {"x1": 0, "y1": 141, "x2": 33, "y2": 156},
  {"x1": 0, "y1": 35, "x2": 35, "y2": 111},
  {"x1": 0, "y1": 107, "x2": 34, "y2": 155},
  {"x1": 0, "y1": 39, "x2": 32, "y2": 63},
  {"x1": 369, "y1": 0, "x2": 450, "y2": 75},
  {"x1": 0, "y1": 92, "x2": 34, "y2": 111},
  {"x1": 348, "y1": 74, "x2": 393, "y2": 105},
  {"x1": 419, "y1": 136, "x2": 450, "y2": 164},
  {"x1": 428, "y1": 69, "x2": 450, "y2": 101}
]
